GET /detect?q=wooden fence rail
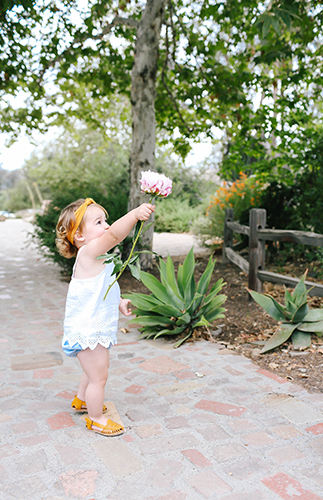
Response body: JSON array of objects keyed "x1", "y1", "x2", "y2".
[{"x1": 223, "y1": 208, "x2": 323, "y2": 297}]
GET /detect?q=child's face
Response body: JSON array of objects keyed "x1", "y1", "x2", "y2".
[{"x1": 80, "y1": 205, "x2": 109, "y2": 244}]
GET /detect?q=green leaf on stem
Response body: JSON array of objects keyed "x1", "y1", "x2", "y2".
[
  {"x1": 128, "y1": 261, "x2": 141, "y2": 281},
  {"x1": 139, "y1": 221, "x2": 154, "y2": 237}
]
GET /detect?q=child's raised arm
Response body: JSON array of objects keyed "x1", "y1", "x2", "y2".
[{"x1": 87, "y1": 203, "x2": 155, "y2": 257}]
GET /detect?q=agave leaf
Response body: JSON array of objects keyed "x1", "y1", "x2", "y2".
[
  {"x1": 261, "y1": 322, "x2": 300, "y2": 353},
  {"x1": 292, "y1": 271, "x2": 308, "y2": 305},
  {"x1": 303, "y1": 309, "x2": 323, "y2": 322},
  {"x1": 150, "y1": 304, "x2": 182, "y2": 317},
  {"x1": 200, "y1": 293, "x2": 227, "y2": 312},
  {"x1": 197, "y1": 255, "x2": 216, "y2": 296},
  {"x1": 192, "y1": 315, "x2": 210, "y2": 328},
  {"x1": 130, "y1": 307, "x2": 154, "y2": 317},
  {"x1": 285, "y1": 298, "x2": 297, "y2": 316},
  {"x1": 209, "y1": 278, "x2": 226, "y2": 296},
  {"x1": 297, "y1": 320, "x2": 323, "y2": 333},
  {"x1": 291, "y1": 302, "x2": 309, "y2": 323},
  {"x1": 129, "y1": 316, "x2": 173, "y2": 327},
  {"x1": 174, "y1": 331, "x2": 193, "y2": 348},
  {"x1": 291, "y1": 329, "x2": 311, "y2": 349},
  {"x1": 204, "y1": 308, "x2": 226, "y2": 323},
  {"x1": 186, "y1": 292, "x2": 204, "y2": 316},
  {"x1": 154, "y1": 326, "x2": 185, "y2": 338},
  {"x1": 284, "y1": 287, "x2": 294, "y2": 307},
  {"x1": 123, "y1": 293, "x2": 163, "y2": 310},
  {"x1": 177, "y1": 263, "x2": 184, "y2": 296},
  {"x1": 164, "y1": 281, "x2": 186, "y2": 311},
  {"x1": 176, "y1": 312, "x2": 192, "y2": 326},
  {"x1": 180, "y1": 248, "x2": 196, "y2": 306},
  {"x1": 192, "y1": 256, "x2": 216, "y2": 310},
  {"x1": 183, "y1": 270, "x2": 196, "y2": 309},
  {"x1": 193, "y1": 280, "x2": 226, "y2": 316},
  {"x1": 248, "y1": 290, "x2": 287, "y2": 322},
  {"x1": 137, "y1": 331, "x2": 156, "y2": 340},
  {"x1": 182, "y1": 247, "x2": 195, "y2": 288},
  {"x1": 158, "y1": 259, "x2": 168, "y2": 288},
  {"x1": 140, "y1": 271, "x2": 170, "y2": 304},
  {"x1": 166, "y1": 255, "x2": 182, "y2": 300},
  {"x1": 158, "y1": 262, "x2": 185, "y2": 308}
]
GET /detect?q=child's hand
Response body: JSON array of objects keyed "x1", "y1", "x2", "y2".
[
  {"x1": 135, "y1": 203, "x2": 155, "y2": 221},
  {"x1": 119, "y1": 298, "x2": 132, "y2": 316}
]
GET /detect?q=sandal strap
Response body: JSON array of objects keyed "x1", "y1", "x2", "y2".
[
  {"x1": 71, "y1": 395, "x2": 85, "y2": 410},
  {"x1": 72, "y1": 395, "x2": 107, "y2": 412},
  {"x1": 85, "y1": 417, "x2": 124, "y2": 433}
]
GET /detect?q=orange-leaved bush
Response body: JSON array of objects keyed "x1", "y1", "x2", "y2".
[{"x1": 205, "y1": 173, "x2": 264, "y2": 239}]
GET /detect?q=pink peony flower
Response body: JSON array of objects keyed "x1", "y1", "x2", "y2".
[{"x1": 140, "y1": 170, "x2": 172, "y2": 198}]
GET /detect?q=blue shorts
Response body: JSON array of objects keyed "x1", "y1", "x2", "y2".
[
  {"x1": 62, "y1": 341, "x2": 83, "y2": 357},
  {"x1": 62, "y1": 341, "x2": 113, "y2": 357}
]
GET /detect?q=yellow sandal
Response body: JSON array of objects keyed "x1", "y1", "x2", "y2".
[
  {"x1": 85, "y1": 417, "x2": 124, "y2": 436},
  {"x1": 71, "y1": 395, "x2": 107, "y2": 413}
]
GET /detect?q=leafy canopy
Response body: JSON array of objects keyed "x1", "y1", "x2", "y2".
[{"x1": 1, "y1": 0, "x2": 322, "y2": 164}]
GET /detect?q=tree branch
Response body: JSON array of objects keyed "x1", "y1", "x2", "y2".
[{"x1": 38, "y1": 15, "x2": 139, "y2": 81}]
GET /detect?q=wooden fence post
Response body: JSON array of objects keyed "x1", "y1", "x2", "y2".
[
  {"x1": 249, "y1": 208, "x2": 266, "y2": 293},
  {"x1": 222, "y1": 208, "x2": 234, "y2": 264}
]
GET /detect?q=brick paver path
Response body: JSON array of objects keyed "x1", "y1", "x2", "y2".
[{"x1": 1, "y1": 219, "x2": 323, "y2": 500}]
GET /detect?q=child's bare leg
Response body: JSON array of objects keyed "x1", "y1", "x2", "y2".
[
  {"x1": 77, "y1": 372, "x2": 89, "y2": 402},
  {"x1": 77, "y1": 344, "x2": 110, "y2": 426}
]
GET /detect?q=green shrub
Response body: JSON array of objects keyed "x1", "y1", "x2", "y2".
[
  {"x1": 29, "y1": 129, "x2": 130, "y2": 274},
  {"x1": 154, "y1": 198, "x2": 201, "y2": 233},
  {"x1": 124, "y1": 247, "x2": 227, "y2": 347},
  {"x1": 258, "y1": 172, "x2": 323, "y2": 267},
  {"x1": 33, "y1": 181, "x2": 129, "y2": 275},
  {"x1": 194, "y1": 172, "x2": 264, "y2": 247}
]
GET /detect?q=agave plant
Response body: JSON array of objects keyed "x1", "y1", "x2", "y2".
[
  {"x1": 124, "y1": 247, "x2": 227, "y2": 348},
  {"x1": 248, "y1": 271, "x2": 323, "y2": 353}
]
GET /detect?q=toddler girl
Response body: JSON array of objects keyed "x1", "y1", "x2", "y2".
[{"x1": 56, "y1": 197, "x2": 155, "y2": 436}]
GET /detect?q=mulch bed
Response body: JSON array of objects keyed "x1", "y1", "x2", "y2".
[{"x1": 119, "y1": 252, "x2": 323, "y2": 394}]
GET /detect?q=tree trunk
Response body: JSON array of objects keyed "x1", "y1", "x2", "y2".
[{"x1": 129, "y1": 0, "x2": 165, "y2": 269}]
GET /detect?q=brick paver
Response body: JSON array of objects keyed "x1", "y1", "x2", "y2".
[{"x1": 1, "y1": 219, "x2": 323, "y2": 500}]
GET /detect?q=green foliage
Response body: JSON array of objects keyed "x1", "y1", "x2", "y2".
[
  {"x1": 156, "y1": 152, "x2": 218, "y2": 207},
  {"x1": 30, "y1": 127, "x2": 130, "y2": 274},
  {"x1": 248, "y1": 272, "x2": 323, "y2": 353},
  {"x1": 154, "y1": 198, "x2": 201, "y2": 233},
  {"x1": 258, "y1": 161, "x2": 323, "y2": 268},
  {"x1": 124, "y1": 248, "x2": 227, "y2": 348},
  {"x1": 0, "y1": 167, "x2": 31, "y2": 211},
  {"x1": 1, "y1": 179, "x2": 31, "y2": 212},
  {"x1": 1, "y1": 0, "x2": 322, "y2": 164},
  {"x1": 194, "y1": 173, "x2": 264, "y2": 248}
]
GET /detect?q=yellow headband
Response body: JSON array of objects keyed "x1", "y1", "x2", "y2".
[{"x1": 67, "y1": 198, "x2": 95, "y2": 244}]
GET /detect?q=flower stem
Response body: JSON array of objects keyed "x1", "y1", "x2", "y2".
[
  {"x1": 103, "y1": 220, "x2": 145, "y2": 301},
  {"x1": 103, "y1": 196, "x2": 154, "y2": 300}
]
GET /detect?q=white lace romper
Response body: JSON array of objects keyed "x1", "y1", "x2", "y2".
[{"x1": 62, "y1": 247, "x2": 120, "y2": 357}]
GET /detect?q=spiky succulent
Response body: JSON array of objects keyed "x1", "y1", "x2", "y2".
[
  {"x1": 248, "y1": 272, "x2": 323, "y2": 353},
  {"x1": 124, "y1": 248, "x2": 227, "y2": 348}
]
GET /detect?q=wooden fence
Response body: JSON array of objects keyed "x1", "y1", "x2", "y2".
[{"x1": 223, "y1": 208, "x2": 323, "y2": 297}]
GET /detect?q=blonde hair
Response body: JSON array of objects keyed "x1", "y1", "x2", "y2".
[{"x1": 56, "y1": 199, "x2": 108, "y2": 259}]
